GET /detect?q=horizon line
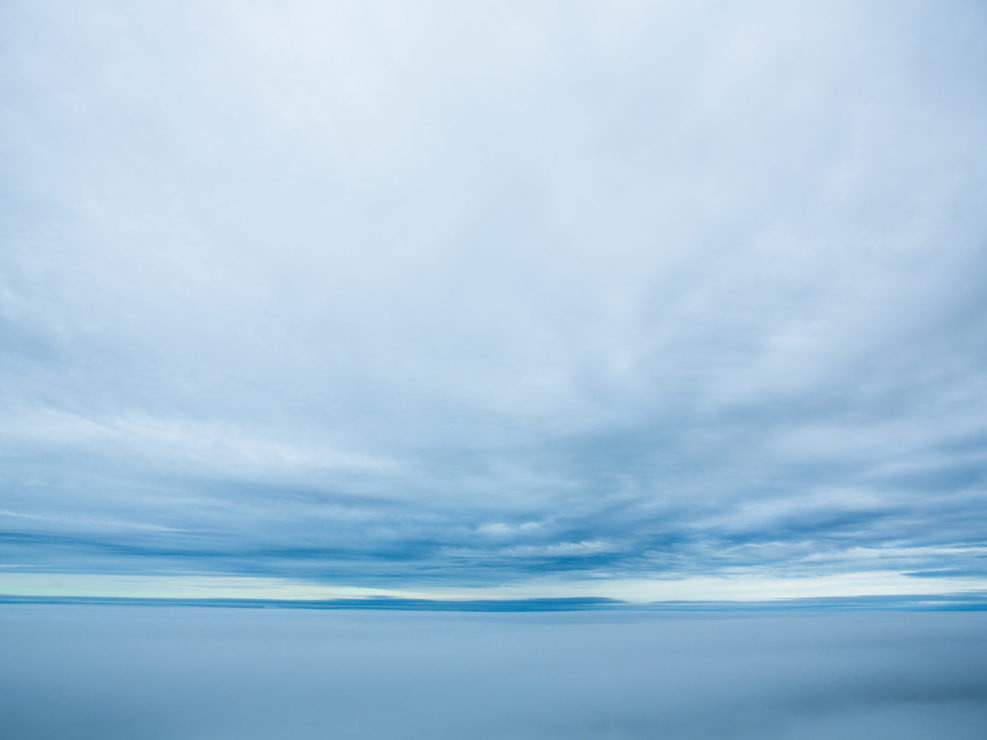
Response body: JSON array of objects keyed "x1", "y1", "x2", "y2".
[{"x1": 3, "y1": 593, "x2": 986, "y2": 612}]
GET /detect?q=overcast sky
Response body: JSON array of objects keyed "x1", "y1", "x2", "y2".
[{"x1": 2, "y1": 0, "x2": 986, "y2": 602}]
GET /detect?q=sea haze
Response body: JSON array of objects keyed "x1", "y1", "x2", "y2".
[{"x1": 2, "y1": 605, "x2": 986, "y2": 740}]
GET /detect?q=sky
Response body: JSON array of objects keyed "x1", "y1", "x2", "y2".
[{"x1": 2, "y1": 0, "x2": 987, "y2": 603}]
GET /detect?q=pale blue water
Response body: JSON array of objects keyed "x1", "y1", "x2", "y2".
[{"x1": 2, "y1": 605, "x2": 986, "y2": 739}]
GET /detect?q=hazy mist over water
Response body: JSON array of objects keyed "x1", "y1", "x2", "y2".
[{"x1": 2, "y1": 606, "x2": 986, "y2": 739}]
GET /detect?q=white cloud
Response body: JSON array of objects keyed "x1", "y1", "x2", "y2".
[{"x1": 2, "y1": 0, "x2": 986, "y2": 597}]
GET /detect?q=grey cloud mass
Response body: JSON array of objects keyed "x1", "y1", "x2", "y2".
[{"x1": 2, "y1": 1, "x2": 987, "y2": 599}]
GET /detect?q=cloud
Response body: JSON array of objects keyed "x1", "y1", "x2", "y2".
[{"x1": 1, "y1": 0, "x2": 987, "y2": 600}]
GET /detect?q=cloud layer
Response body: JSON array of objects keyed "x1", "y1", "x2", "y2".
[{"x1": 2, "y1": 1, "x2": 987, "y2": 599}]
